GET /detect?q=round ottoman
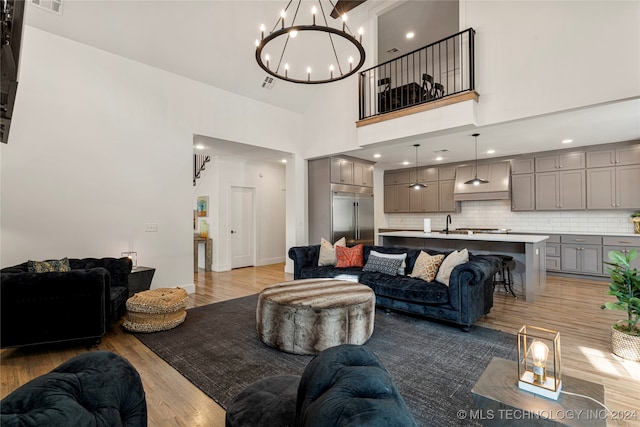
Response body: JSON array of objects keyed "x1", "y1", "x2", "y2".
[
  {"x1": 256, "y1": 279, "x2": 375, "y2": 355},
  {"x1": 123, "y1": 287, "x2": 188, "y2": 332}
]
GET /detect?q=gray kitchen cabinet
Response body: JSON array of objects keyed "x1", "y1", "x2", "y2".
[
  {"x1": 438, "y1": 180, "x2": 459, "y2": 212},
  {"x1": 586, "y1": 145, "x2": 640, "y2": 168},
  {"x1": 535, "y1": 170, "x2": 586, "y2": 210},
  {"x1": 438, "y1": 166, "x2": 456, "y2": 181},
  {"x1": 353, "y1": 162, "x2": 374, "y2": 187},
  {"x1": 384, "y1": 170, "x2": 413, "y2": 185},
  {"x1": 587, "y1": 165, "x2": 640, "y2": 209},
  {"x1": 418, "y1": 167, "x2": 439, "y2": 182},
  {"x1": 535, "y1": 152, "x2": 585, "y2": 172},
  {"x1": 409, "y1": 182, "x2": 439, "y2": 212},
  {"x1": 561, "y1": 235, "x2": 603, "y2": 276},
  {"x1": 603, "y1": 236, "x2": 640, "y2": 272},
  {"x1": 511, "y1": 174, "x2": 535, "y2": 211},
  {"x1": 546, "y1": 235, "x2": 561, "y2": 272},
  {"x1": 331, "y1": 157, "x2": 354, "y2": 185},
  {"x1": 384, "y1": 184, "x2": 410, "y2": 213},
  {"x1": 511, "y1": 158, "x2": 535, "y2": 174}
]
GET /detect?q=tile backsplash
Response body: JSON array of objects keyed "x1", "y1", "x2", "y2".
[{"x1": 384, "y1": 200, "x2": 637, "y2": 234}]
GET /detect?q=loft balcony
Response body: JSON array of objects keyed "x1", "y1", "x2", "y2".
[{"x1": 357, "y1": 28, "x2": 477, "y2": 126}]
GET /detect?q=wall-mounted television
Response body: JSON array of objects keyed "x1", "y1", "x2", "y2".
[{"x1": 1, "y1": 0, "x2": 25, "y2": 144}]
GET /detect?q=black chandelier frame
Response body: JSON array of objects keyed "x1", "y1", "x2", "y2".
[{"x1": 255, "y1": 2, "x2": 366, "y2": 84}]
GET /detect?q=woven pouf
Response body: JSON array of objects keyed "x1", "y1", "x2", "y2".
[
  {"x1": 123, "y1": 287, "x2": 188, "y2": 333},
  {"x1": 257, "y1": 279, "x2": 376, "y2": 355}
]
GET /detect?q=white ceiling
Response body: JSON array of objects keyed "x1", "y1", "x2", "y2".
[{"x1": 24, "y1": 1, "x2": 640, "y2": 169}]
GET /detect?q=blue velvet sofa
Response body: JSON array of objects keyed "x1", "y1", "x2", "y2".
[
  {"x1": 288, "y1": 245, "x2": 499, "y2": 330},
  {"x1": 0, "y1": 257, "x2": 132, "y2": 348}
]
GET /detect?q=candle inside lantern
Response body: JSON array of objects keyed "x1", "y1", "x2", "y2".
[{"x1": 530, "y1": 340, "x2": 549, "y2": 384}]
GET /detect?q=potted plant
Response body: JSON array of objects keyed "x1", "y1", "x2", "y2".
[
  {"x1": 632, "y1": 212, "x2": 640, "y2": 234},
  {"x1": 601, "y1": 249, "x2": 640, "y2": 361}
]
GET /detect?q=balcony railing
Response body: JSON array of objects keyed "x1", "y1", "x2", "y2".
[{"x1": 358, "y1": 28, "x2": 475, "y2": 121}]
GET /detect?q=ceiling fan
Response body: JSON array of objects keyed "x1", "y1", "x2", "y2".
[{"x1": 330, "y1": 0, "x2": 368, "y2": 19}]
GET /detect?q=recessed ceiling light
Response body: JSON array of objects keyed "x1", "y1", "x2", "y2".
[
  {"x1": 194, "y1": 144, "x2": 206, "y2": 150},
  {"x1": 402, "y1": 161, "x2": 410, "y2": 166},
  {"x1": 373, "y1": 153, "x2": 381, "y2": 158},
  {"x1": 486, "y1": 149, "x2": 495, "y2": 154},
  {"x1": 562, "y1": 139, "x2": 573, "y2": 144},
  {"x1": 281, "y1": 159, "x2": 287, "y2": 164},
  {"x1": 406, "y1": 32, "x2": 415, "y2": 39},
  {"x1": 435, "y1": 156, "x2": 443, "y2": 161}
]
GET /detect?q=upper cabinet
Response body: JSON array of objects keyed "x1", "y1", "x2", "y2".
[
  {"x1": 384, "y1": 166, "x2": 459, "y2": 213},
  {"x1": 511, "y1": 158, "x2": 535, "y2": 175},
  {"x1": 586, "y1": 145, "x2": 640, "y2": 209},
  {"x1": 587, "y1": 145, "x2": 640, "y2": 167},
  {"x1": 331, "y1": 157, "x2": 374, "y2": 187},
  {"x1": 535, "y1": 152, "x2": 585, "y2": 172}
]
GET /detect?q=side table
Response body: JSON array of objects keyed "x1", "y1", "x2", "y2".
[
  {"x1": 128, "y1": 266, "x2": 156, "y2": 297},
  {"x1": 471, "y1": 357, "x2": 606, "y2": 426},
  {"x1": 194, "y1": 236, "x2": 213, "y2": 273}
]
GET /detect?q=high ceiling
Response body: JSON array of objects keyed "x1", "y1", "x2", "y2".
[{"x1": 24, "y1": 1, "x2": 640, "y2": 169}]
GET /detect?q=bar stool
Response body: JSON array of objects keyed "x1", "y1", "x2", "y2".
[{"x1": 493, "y1": 254, "x2": 516, "y2": 298}]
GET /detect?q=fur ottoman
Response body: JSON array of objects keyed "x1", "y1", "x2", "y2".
[
  {"x1": 256, "y1": 279, "x2": 375, "y2": 355},
  {"x1": 123, "y1": 287, "x2": 188, "y2": 332}
]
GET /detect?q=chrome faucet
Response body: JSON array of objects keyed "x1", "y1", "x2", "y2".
[{"x1": 445, "y1": 215, "x2": 452, "y2": 234}]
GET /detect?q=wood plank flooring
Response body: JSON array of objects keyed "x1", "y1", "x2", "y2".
[{"x1": 2, "y1": 266, "x2": 639, "y2": 426}]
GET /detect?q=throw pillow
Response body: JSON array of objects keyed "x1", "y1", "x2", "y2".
[
  {"x1": 369, "y1": 250, "x2": 407, "y2": 275},
  {"x1": 409, "y1": 251, "x2": 445, "y2": 282},
  {"x1": 362, "y1": 254, "x2": 404, "y2": 276},
  {"x1": 435, "y1": 249, "x2": 469, "y2": 286},
  {"x1": 27, "y1": 258, "x2": 71, "y2": 273},
  {"x1": 336, "y1": 244, "x2": 364, "y2": 268},
  {"x1": 318, "y1": 237, "x2": 346, "y2": 266}
]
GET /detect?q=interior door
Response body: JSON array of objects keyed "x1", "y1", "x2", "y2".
[{"x1": 231, "y1": 186, "x2": 255, "y2": 269}]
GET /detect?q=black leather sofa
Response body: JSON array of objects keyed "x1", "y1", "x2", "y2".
[
  {"x1": 0, "y1": 351, "x2": 147, "y2": 426},
  {"x1": 226, "y1": 344, "x2": 417, "y2": 427},
  {"x1": 0, "y1": 257, "x2": 132, "y2": 348},
  {"x1": 288, "y1": 245, "x2": 499, "y2": 330}
]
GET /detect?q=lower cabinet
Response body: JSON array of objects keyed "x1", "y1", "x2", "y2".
[
  {"x1": 546, "y1": 234, "x2": 640, "y2": 279},
  {"x1": 561, "y1": 244, "x2": 603, "y2": 276}
]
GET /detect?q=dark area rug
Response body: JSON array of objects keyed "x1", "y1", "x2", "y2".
[{"x1": 134, "y1": 294, "x2": 517, "y2": 426}]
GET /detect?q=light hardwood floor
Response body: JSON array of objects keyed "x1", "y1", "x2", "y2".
[{"x1": 1, "y1": 266, "x2": 639, "y2": 426}]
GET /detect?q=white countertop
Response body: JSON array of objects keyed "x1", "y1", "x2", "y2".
[
  {"x1": 512, "y1": 230, "x2": 639, "y2": 238},
  {"x1": 378, "y1": 231, "x2": 549, "y2": 244}
]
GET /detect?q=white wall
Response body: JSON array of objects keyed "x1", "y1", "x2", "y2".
[
  {"x1": 1, "y1": 27, "x2": 305, "y2": 287},
  {"x1": 309, "y1": 1, "x2": 640, "y2": 152},
  {"x1": 193, "y1": 157, "x2": 286, "y2": 271}
]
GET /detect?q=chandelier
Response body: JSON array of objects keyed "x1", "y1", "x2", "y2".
[{"x1": 255, "y1": 1, "x2": 366, "y2": 84}]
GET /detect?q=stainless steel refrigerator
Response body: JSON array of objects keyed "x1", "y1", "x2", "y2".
[{"x1": 331, "y1": 185, "x2": 374, "y2": 246}]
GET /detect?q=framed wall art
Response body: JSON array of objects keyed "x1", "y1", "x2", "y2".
[{"x1": 197, "y1": 196, "x2": 209, "y2": 217}]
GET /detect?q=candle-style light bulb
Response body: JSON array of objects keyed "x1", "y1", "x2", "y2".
[
  {"x1": 284, "y1": 63, "x2": 289, "y2": 78},
  {"x1": 280, "y1": 10, "x2": 286, "y2": 29},
  {"x1": 255, "y1": 39, "x2": 260, "y2": 47},
  {"x1": 329, "y1": 64, "x2": 334, "y2": 79},
  {"x1": 358, "y1": 27, "x2": 364, "y2": 43},
  {"x1": 311, "y1": 5, "x2": 316, "y2": 25},
  {"x1": 530, "y1": 340, "x2": 549, "y2": 384},
  {"x1": 342, "y1": 13, "x2": 348, "y2": 31},
  {"x1": 260, "y1": 24, "x2": 265, "y2": 39},
  {"x1": 265, "y1": 54, "x2": 270, "y2": 68},
  {"x1": 348, "y1": 56, "x2": 353, "y2": 71},
  {"x1": 307, "y1": 66, "x2": 311, "y2": 81},
  {"x1": 290, "y1": 30, "x2": 298, "y2": 38}
]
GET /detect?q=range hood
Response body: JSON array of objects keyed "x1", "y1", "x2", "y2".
[{"x1": 453, "y1": 161, "x2": 511, "y2": 201}]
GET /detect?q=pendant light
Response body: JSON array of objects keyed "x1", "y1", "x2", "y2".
[
  {"x1": 464, "y1": 133, "x2": 489, "y2": 185},
  {"x1": 408, "y1": 144, "x2": 427, "y2": 190}
]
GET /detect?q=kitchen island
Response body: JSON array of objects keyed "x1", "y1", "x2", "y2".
[{"x1": 378, "y1": 231, "x2": 549, "y2": 302}]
